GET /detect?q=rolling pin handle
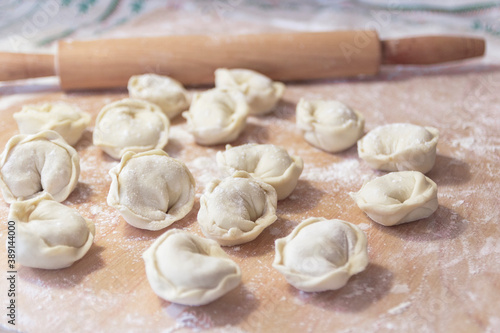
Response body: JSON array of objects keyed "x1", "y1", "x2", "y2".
[
  {"x1": 0, "y1": 52, "x2": 56, "y2": 81},
  {"x1": 381, "y1": 36, "x2": 485, "y2": 65}
]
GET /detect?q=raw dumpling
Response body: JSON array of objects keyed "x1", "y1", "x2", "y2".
[
  {"x1": 0, "y1": 130, "x2": 80, "y2": 203},
  {"x1": 143, "y1": 229, "x2": 242, "y2": 306},
  {"x1": 198, "y1": 171, "x2": 278, "y2": 246},
  {"x1": 93, "y1": 98, "x2": 170, "y2": 159},
  {"x1": 182, "y1": 88, "x2": 248, "y2": 145},
  {"x1": 273, "y1": 217, "x2": 368, "y2": 292},
  {"x1": 107, "y1": 150, "x2": 195, "y2": 230},
  {"x1": 128, "y1": 74, "x2": 189, "y2": 119},
  {"x1": 215, "y1": 68, "x2": 285, "y2": 115},
  {"x1": 350, "y1": 171, "x2": 438, "y2": 226},
  {"x1": 296, "y1": 99, "x2": 364, "y2": 153},
  {"x1": 216, "y1": 143, "x2": 303, "y2": 200},
  {"x1": 8, "y1": 192, "x2": 95, "y2": 269},
  {"x1": 13, "y1": 102, "x2": 91, "y2": 146},
  {"x1": 357, "y1": 123, "x2": 439, "y2": 173}
]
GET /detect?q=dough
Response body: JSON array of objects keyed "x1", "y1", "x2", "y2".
[
  {"x1": 350, "y1": 171, "x2": 438, "y2": 226},
  {"x1": 107, "y1": 150, "x2": 195, "y2": 230},
  {"x1": 143, "y1": 229, "x2": 242, "y2": 306},
  {"x1": 0, "y1": 130, "x2": 80, "y2": 203},
  {"x1": 216, "y1": 143, "x2": 303, "y2": 200},
  {"x1": 357, "y1": 123, "x2": 439, "y2": 173},
  {"x1": 198, "y1": 171, "x2": 278, "y2": 246},
  {"x1": 8, "y1": 192, "x2": 95, "y2": 269},
  {"x1": 273, "y1": 217, "x2": 368, "y2": 292},
  {"x1": 93, "y1": 98, "x2": 170, "y2": 159},
  {"x1": 296, "y1": 98, "x2": 364, "y2": 152},
  {"x1": 182, "y1": 88, "x2": 248, "y2": 145},
  {"x1": 128, "y1": 74, "x2": 189, "y2": 119},
  {"x1": 215, "y1": 68, "x2": 285, "y2": 115},
  {"x1": 13, "y1": 102, "x2": 91, "y2": 146}
]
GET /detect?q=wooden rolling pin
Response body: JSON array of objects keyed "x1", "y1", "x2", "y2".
[{"x1": 0, "y1": 31, "x2": 485, "y2": 90}]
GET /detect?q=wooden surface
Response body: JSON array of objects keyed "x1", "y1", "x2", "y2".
[{"x1": 0, "y1": 66, "x2": 499, "y2": 332}]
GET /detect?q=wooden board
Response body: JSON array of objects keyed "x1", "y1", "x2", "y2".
[{"x1": 0, "y1": 68, "x2": 499, "y2": 332}]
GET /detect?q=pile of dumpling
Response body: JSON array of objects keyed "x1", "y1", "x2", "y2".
[
  {"x1": 1, "y1": 103, "x2": 94, "y2": 269},
  {"x1": 0, "y1": 68, "x2": 440, "y2": 307}
]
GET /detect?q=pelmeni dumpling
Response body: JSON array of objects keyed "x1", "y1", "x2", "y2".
[
  {"x1": 198, "y1": 171, "x2": 278, "y2": 246},
  {"x1": 9, "y1": 192, "x2": 95, "y2": 269},
  {"x1": 128, "y1": 74, "x2": 189, "y2": 119},
  {"x1": 215, "y1": 68, "x2": 285, "y2": 115},
  {"x1": 273, "y1": 217, "x2": 368, "y2": 292},
  {"x1": 358, "y1": 123, "x2": 439, "y2": 173},
  {"x1": 107, "y1": 150, "x2": 195, "y2": 230},
  {"x1": 182, "y1": 88, "x2": 248, "y2": 145},
  {"x1": 143, "y1": 229, "x2": 242, "y2": 306},
  {"x1": 216, "y1": 143, "x2": 303, "y2": 200},
  {"x1": 13, "y1": 102, "x2": 91, "y2": 146},
  {"x1": 296, "y1": 99, "x2": 364, "y2": 153},
  {"x1": 93, "y1": 98, "x2": 170, "y2": 159},
  {"x1": 0, "y1": 130, "x2": 80, "y2": 203},
  {"x1": 350, "y1": 171, "x2": 438, "y2": 226}
]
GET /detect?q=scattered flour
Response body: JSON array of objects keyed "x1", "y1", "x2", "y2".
[
  {"x1": 301, "y1": 159, "x2": 371, "y2": 186},
  {"x1": 479, "y1": 237, "x2": 500, "y2": 256},
  {"x1": 391, "y1": 284, "x2": 410, "y2": 294},
  {"x1": 357, "y1": 223, "x2": 371, "y2": 231},
  {"x1": 387, "y1": 301, "x2": 411, "y2": 315}
]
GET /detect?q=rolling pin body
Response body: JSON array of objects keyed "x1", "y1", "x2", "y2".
[
  {"x1": 57, "y1": 31, "x2": 380, "y2": 90},
  {"x1": 0, "y1": 31, "x2": 485, "y2": 90}
]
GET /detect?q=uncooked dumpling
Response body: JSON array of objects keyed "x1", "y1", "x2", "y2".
[
  {"x1": 198, "y1": 171, "x2": 278, "y2": 246},
  {"x1": 182, "y1": 88, "x2": 248, "y2": 145},
  {"x1": 273, "y1": 217, "x2": 368, "y2": 292},
  {"x1": 215, "y1": 68, "x2": 285, "y2": 115},
  {"x1": 143, "y1": 229, "x2": 242, "y2": 306},
  {"x1": 357, "y1": 123, "x2": 439, "y2": 173},
  {"x1": 216, "y1": 143, "x2": 303, "y2": 200},
  {"x1": 296, "y1": 99, "x2": 364, "y2": 152},
  {"x1": 350, "y1": 171, "x2": 438, "y2": 226},
  {"x1": 0, "y1": 130, "x2": 80, "y2": 203},
  {"x1": 128, "y1": 74, "x2": 189, "y2": 119},
  {"x1": 107, "y1": 150, "x2": 195, "y2": 230},
  {"x1": 13, "y1": 102, "x2": 91, "y2": 146},
  {"x1": 9, "y1": 192, "x2": 95, "y2": 269},
  {"x1": 93, "y1": 98, "x2": 170, "y2": 159}
]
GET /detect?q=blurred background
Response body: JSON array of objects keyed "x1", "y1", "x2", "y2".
[{"x1": 0, "y1": 0, "x2": 498, "y2": 59}]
